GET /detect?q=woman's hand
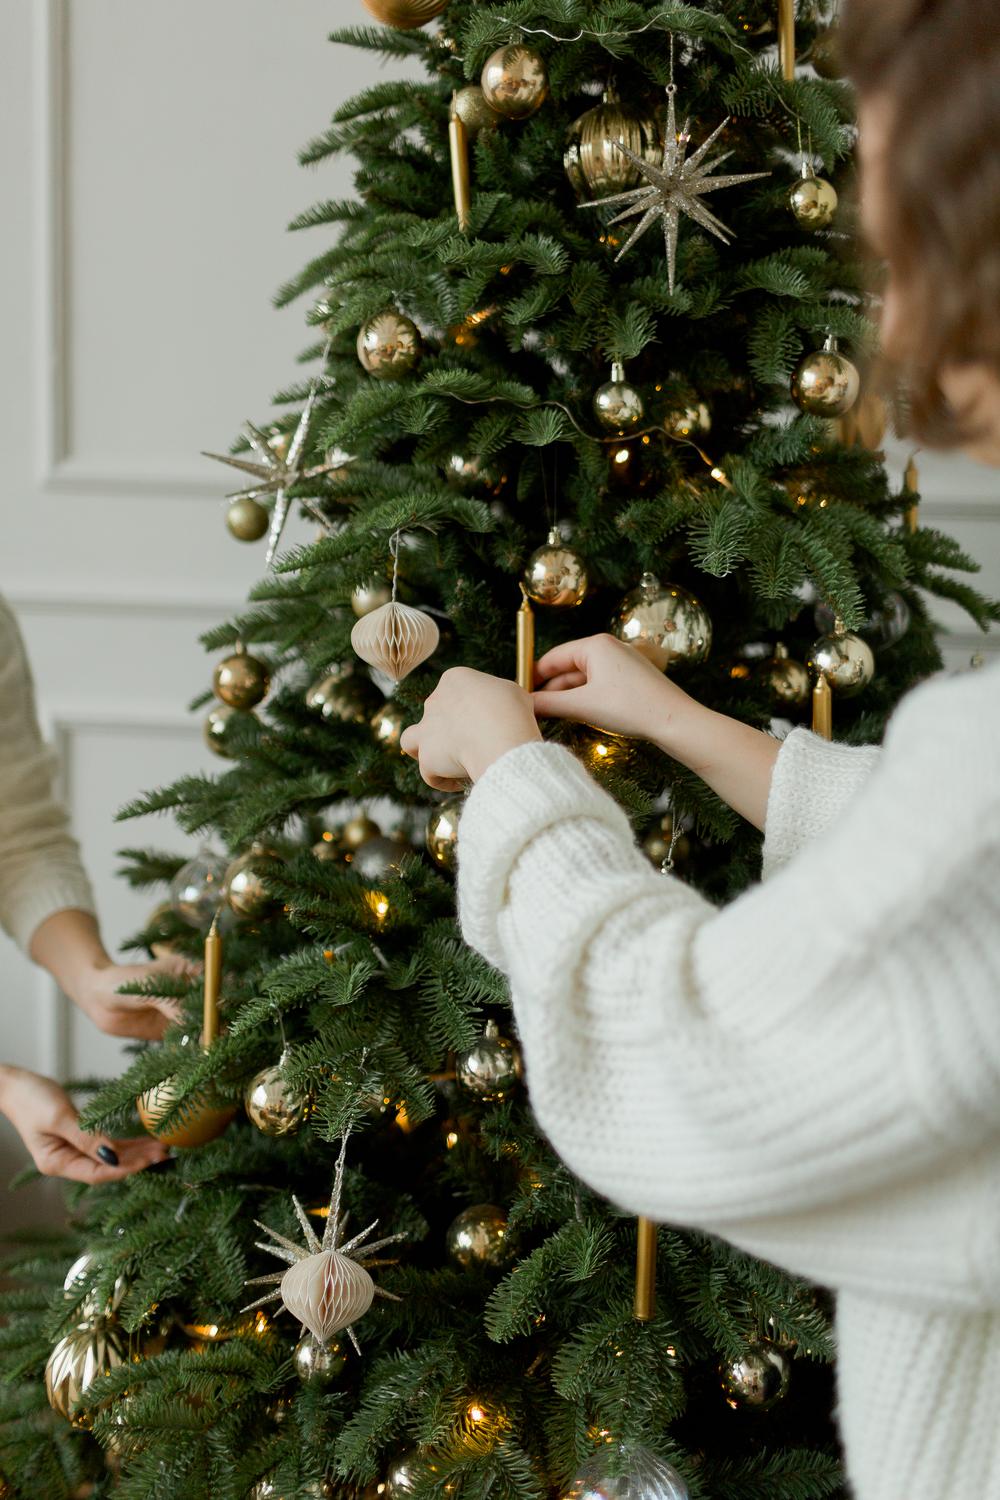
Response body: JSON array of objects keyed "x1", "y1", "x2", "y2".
[
  {"x1": 400, "y1": 668, "x2": 541, "y2": 788},
  {"x1": 532, "y1": 633, "x2": 697, "y2": 750},
  {"x1": 0, "y1": 1067, "x2": 167, "y2": 1183}
]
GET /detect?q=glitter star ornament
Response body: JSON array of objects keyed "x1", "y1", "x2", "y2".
[
  {"x1": 580, "y1": 84, "x2": 769, "y2": 292},
  {"x1": 242, "y1": 1137, "x2": 405, "y2": 1352}
]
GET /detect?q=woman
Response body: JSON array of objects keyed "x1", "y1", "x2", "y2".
[
  {"x1": 0, "y1": 599, "x2": 186, "y2": 1183},
  {"x1": 400, "y1": 3, "x2": 1000, "y2": 1497}
]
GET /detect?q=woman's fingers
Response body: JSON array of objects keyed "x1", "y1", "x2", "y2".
[
  {"x1": 534, "y1": 639, "x2": 593, "y2": 684},
  {"x1": 531, "y1": 686, "x2": 593, "y2": 722},
  {"x1": 536, "y1": 670, "x2": 587, "y2": 693},
  {"x1": 35, "y1": 1125, "x2": 165, "y2": 1183}
]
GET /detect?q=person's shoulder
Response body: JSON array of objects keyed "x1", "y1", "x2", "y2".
[{"x1": 886, "y1": 661, "x2": 1000, "y2": 799}]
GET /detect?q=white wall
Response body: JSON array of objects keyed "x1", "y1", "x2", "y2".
[{"x1": 0, "y1": 1, "x2": 996, "y2": 1226}]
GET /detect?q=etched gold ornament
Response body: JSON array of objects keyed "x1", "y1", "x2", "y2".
[
  {"x1": 523, "y1": 528, "x2": 589, "y2": 607},
  {"x1": 45, "y1": 1320, "x2": 127, "y2": 1427}
]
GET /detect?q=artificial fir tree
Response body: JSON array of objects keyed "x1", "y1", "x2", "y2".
[{"x1": 1, "y1": 3, "x2": 997, "y2": 1498}]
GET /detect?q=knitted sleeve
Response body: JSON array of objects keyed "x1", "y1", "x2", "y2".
[
  {"x1": 457, "y1": 668, "x2": 1000, "y2": 1307},
  {"x1": 0, "y1": 600, "x2": 95, "y2": 950},
  {"x1": 761, "y1": 727, "x2": 882, "y2": 878}
]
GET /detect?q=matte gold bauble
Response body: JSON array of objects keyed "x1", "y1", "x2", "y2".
[
  {"x1": 169, "y1": 846, "x2": 228, "y2": 927},
  {"x1": 763, "y1": 642, "x2": 811, "y2": 707},
  {"x1": 361, "y1": 0, "x2": 448, "y2": 27},
  {"x1": 789, "y1": 166, "x2": 838, "y2": 230},
  {"x1": 45, "y1": 1321, "x2": 127, "y2": 1427},
  {"x1": 480, "y1": 45, "x2": 548, "y2": 121},
  {"x1": 245, "y1": 1052, "x2": 311, "y2": 1136},
  {"x1": 341, "y1": 815, "x2": 382, "y2": 852},
  {"x1": 357, "y1": 311, "x2": 422, "y2": 380},
  {"x1": 456, "y1": 1020, "x2": 522, "y2": 1101},
  {"x1": 306, "y1": 670, "x2": 381, "y2": 724},
  {"x1": 593, "y1": 361, "x2": 644, "y2": 432},
  {"x1": 425, "y1": 796, "x2": 463, "y2": 872},
  {"x1": 213, "y1": 646, "x2": 270, "y2": 711},
  {"x1": 720, "y1": 1339, "x2": 791, "y2": 1410},
  {"x1": 352, "y1": 579, "x2": 393, "y2": 617},
  {"x1": 790, "y1": 335, "x2": 860, "y2": 417},
  {"x1": 204, "y1": 704, "x2": 255, "y2": 759},
  {"x1": 612, "y1": 572, "x2": 712, "y2": 670},
  {"x1": 136, "y1": 1077, "x2": 235, "y2": 1149},
  {"x1": 226, "y1": 496, "x2": 269, "y2": 541},
  {"x1": 523, "y1": 528, "x2": 589, "y2": 607},
  {"x1": 452, "y1": 84, "x2": 500, "y2": 137},
  {"x1": 312, "y1": 834, "x2": 342, "y2": 862},
  {"x1": 664, "y1": 401, "x2": 711, "y2": 439},
  {"x1": 224, "y1": 845, "x2": 280, "y2": 918},
  {"x1": 810, "y1": 25, "x2": 842, "y2": 78},
  {"x1": 371, "y1": 699, "x2": 408, "y2": 750},
  {"x1": 446, "y1": 1203, "x2": 512, "y2": 1269},
  {"x1": 809, "y1": 624, "x2": 875, "y2": 696},
  {"x1": 352, "y1": 835, "x2": 410, "y2": 880},
  {"x1": 294, "y1": 1332, "x2": 347, "y2": 1387},
  {"x1": 563, "y1": 92, "x2": 660, "y2": 199}
]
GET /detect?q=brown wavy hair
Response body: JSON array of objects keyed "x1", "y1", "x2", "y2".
[{"x1": 839, "y1": 0, "x2": 1000, "y2": 445}]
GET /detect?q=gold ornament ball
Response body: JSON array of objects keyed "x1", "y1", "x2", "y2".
[
  {"x1": 357, "y1": 310, "x2": 422, "y2": 380},
  {"x1": 763, "y1": 642, "x2": 811, "y2": 707},
  {"x1": 293, "y1": 1333, "x2": 347, "y2": 1387},
  {"x1": 352, "y1": 579, "x2": 393, "y2": 617},
  {"x1": 426, "y1": 796, "x2": 463, "y2": 873},
  {"x1": 593, "y1": 362, "x2": 644, "y2": 432},
  {"x1": 790, "y1": 337, "x2": 860, "y2": 417},
  {"x1": 480, "y1": 45, "x2": 548, "y2": 121},
  {"x1": 446, "y1": 1203, "x2": 512, "y2": 1269},
  {"x1": 307, "y1": 670, "x2": 380, "y2": 725},
  {"x1": 809, "y1": 627, "x2": 875, "y2": 696},
  {"x1": 245, "y1": 1056, "x2": 311, "y2": 1136},
  {"x1": 385, "y1": 1451, "x2": 430, "y2": 1499},
  {"x1": 523, "y1": 528, "x2": 589, "y2": 608},
  {"x1": 213, "y1": 648, "x2": 270, "y2": 711},
  {"x1": 642, "y1": 815, "x2": 689, "y2": 870},
  {"x1": 664, "y1": 401, "x2": 712, "y2": 439},
  {"x1": 452, "y1": 85, "x2": 500, "y2": 138},
  {"x1": 720, "y1": 1340, "x2": 792, "y2": 1410},
  {"x1": 45, "y1": 1321, "x2": 127, "y2": 1428},
  {"x1": 312, "y1": 834, "x2": 342, "y2": 862},
  {"x1": 811, "y1": 25, "x2": 842, "y2": 79},
  {"x1": 564, "y1": 94, "x2": 660, "y2": 199},
  {"x1": 789, "y1": 171, "x2": 838, "y2": 230},
  {"x1": 253, "y1": 1481, "x2": 333, "y2": 1500},
  {"x1": 341, "y1": 814, "x2": 382, "y2": 852},
  {"x1": 361, "y1": 0, "x2": 449, "y2": 27},
  {"x1": 612, "y1": 572, "x2": 712, "y2": 670},
  {"x1": 371, "y1": 699, "x2": 408, "y2": 751},
  {"x1": 226, "y1": 496, "x2": 269, "y2": 542},
  {"x1": 353, "y1": 835, "x2": 410, "y2": 881},
  {"x1": 456, "y1": 1021, "x2": 522, "y2": 1101},
  {"x1": 204, "y1": 704, "x2": 254, "y2": 760},
  {"x1": 224, "y1": 846, "x2": 280, "y2": 918},
  {"x1": 137, "y1": 1077, "x2": 236, "y2": 1149}
]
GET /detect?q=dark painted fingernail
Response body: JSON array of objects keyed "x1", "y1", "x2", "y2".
[
  {"x1": 96, "y1": 1145, "x2": 119, "y2": 1166},
  {"x1": 144, "y1": 1155, "x2": 176, "y2": 1174}
]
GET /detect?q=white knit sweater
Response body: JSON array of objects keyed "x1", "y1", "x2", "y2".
[
  {"x1": 0, "y1": 598, "x2": 94, "y2": 949},
  {"x1": 457, "y1": 660, "x2": 1000, "y2": 1500}
]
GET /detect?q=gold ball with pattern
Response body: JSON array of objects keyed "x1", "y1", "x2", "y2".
[
  {"x1": 456, "y1": 1020, "x2": 522, "y2": 1101},
  {"x1": 245, "y1": 1054, "x2": 311, "y2": 1136},
  {"x1": 371, "y1": 699, "x2": 409, "y2": 751},
  {"x1": 524, "y1": 528, "x2": 589, "y2": 608},
  {"x1": 361, "y1": 0, "x2": 448, "y2": 27},
  {"x1": 809, "y1": 626, "x2": 875, "y2": 696},
  {"x1": 226, "y1": 496, "x2": 269, "y2": 541},
  {"x1": 763, "y1": 642, "x2": 811, "y2": 707},
  {"x1": 593, "y1": 362, "x2": 644, "y2": 432},
  {"x1": 224, "y1": 846, "x2": 281, "y2": 918},
  {"x1": 357, "y1": 310, "x2": 422, "y2": 380},
  {"x1": 790, "y1": 337, "x2": 860, "y2": 417},
  {"x1": 62, "y1": 1251, "x2": 127, "y2": 1323},
  {"x1": 789, "y1": 170, "x2": 838, "y2": 230},
  {"x1": 426, "y1": 796, "x2": 463, "y2": 873},
  {"x1": 720, "y1": 1340, "x2": 792, "y2": 1410},
  {"x1": 213, "y1": 647, "x2": 270, "y2": 711},
  {"x1": 204, "y1": 704, "x2": 254, "y2": 759},
  {"x1": 612, "y1": 572, "x2": 712, "y2": 670},
  {"x1": 293, "y1": 1333, "x2": 347, "y2": 1388},
  {"x1": 45, "y1": 1321, "x2": 128, "y2": 1427},
  {"x1": 480, "y1": 45, "x2": 548, "y2": 121},
  {"x1": 564, "y1": 93, "x2": 660, "y2": 199},
  {"x1": 453, "y1": 85, "x2": 499, "y2": 138},
  {"x1": 446, "y1": 1203, "x2": 512, "y2": 1269}
]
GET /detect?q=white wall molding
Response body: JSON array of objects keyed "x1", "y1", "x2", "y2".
[{"x1": 6, "y1": 585, "x2": 245, "y2": 618}]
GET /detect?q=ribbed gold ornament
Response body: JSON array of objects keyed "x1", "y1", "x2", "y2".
[
  {"x1": 564, "y1": 91, "x2": 660, "y2": 199},
  {"x1": 360, "y1": 0, "x2": 448, "y2": 28},
  {"x1": 45, "y1": 1321, "x2": 127, "y2": 1427}
]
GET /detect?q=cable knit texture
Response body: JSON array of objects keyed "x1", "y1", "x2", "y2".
[
  {"x1": 457, "y1": 662, "x2": 1000, "y2": 1500},
  {"x1": 0, "y1": 599, "x2": 94, "y2": 950}
]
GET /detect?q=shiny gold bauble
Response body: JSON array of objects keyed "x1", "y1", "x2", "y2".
[
  {"x1": 293, "y1": 1333, "x2": 347, "y2": 1387},
  {"x1": 426, "y1": 796, "x2": 463, "y2": 873},
  {"x1": 223, "y1": 845, "x2": 280, "y2": 918},
  {"x1": 204, "y1": 704, "x2": 254, "y2": 759},
  {"x1": 763, "y1": 642, "x2": 811, "y2": 707},
  {"x1": 169, "y1": 846, "x2": 228, "y2": 927},
  {"x1": 357, "y1": 310, "x2": 422, "y2": 380},
  {"x1": 341, "y1": 815, "x2": 382, "y2": 852},
  {"x1": 361, "y1": 0, "x2": 448, "y2": 27},
  {"x1": 523, "y1": 528, "x2": 589, "y2": 608},
  {"x1": 810, "y1": 25, "x2": 842, "y2": 79},
  {"x1": 720, "y1": 1339, "x2": 792, "y2": 1410},
  {"x1": 612, "y1": 572, "x2": 712, "y2": 670},
  {"x1": 789, "y1": 170, "x2": 838, "y2": 230},
  {"x1": 593, "y1": 362, "x2": 644, "y2": 432},
  {"x1": 664, "y1": 401, "x2": 711, "y2": 439},
  {"x1": 226, "y1": 496, "x2": 269, "y2": 541},
  {"x1": 446, "y1": 1203, "x2": 512, "y2": 1269},
  {"x1": 371, "y1": 699, "x2": 408, "y2": 751},
  {"x1": 480, "y1": 45, "x2": 548, "y2": 121},
  {"x1": 456, "y1": 1021, "x2": 521, "y2": 1101},
  {"x1": 213, "y1": 647, "x2": 270, "y2": 711},
  {"x1": 136, "y1": 1077, "x2": 236, "y2": 1149},
  {"x1": 385, "y1": 1451, "x2": 430, "y2": 1499},
  {"x1": 452, "y1": 85, "x2": 500, "y2": 137},
  {"x1": 46, "y1": 1321, "x2": 127, "y2": 1427},
  {"x1": 563, "y1": 93, "x2": 660, "y2": 198},
  {"x1": 809, "y1": 626, "x2": 875, "y2": 696},
  {"x1": 245, "y1": 1053, "x2": 311, "y2": 1136},
  {"x1": 642, "y1": 815, "x2": 689, "y2": 870},
  {"x1": 180, "y1": 1310, "x2": 271, "y2": 1345},
  {"x1": 306, "y1": 670, "x2": 381, "y2": 725},
  {"x1": 790, "y1": 336, "x2": 860, "y2": 417},
  {"x1": 352, "y1": 579, "x2": 393, "y2": 617},
  {"x1": 352, "y1": 835, "x2": 410, "y2": 880}
]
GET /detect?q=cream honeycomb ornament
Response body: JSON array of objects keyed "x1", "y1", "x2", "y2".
[
  {"x1": 350, "y1": 532, "x2": 439, "y2": 682},
  {"x1": 242, "y1": 1136, "x2": 405, "y2": 1352}
]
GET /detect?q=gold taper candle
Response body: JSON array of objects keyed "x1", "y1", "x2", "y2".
[
  {"x1": 202, "y1": 914, "x2": 222, "y2": 1047},
  {"x1": 778, "y1": 0, "x2": 795, "y2": 81},
  {"x1": 516, "y1": 584, "x2": 535, "y2": 692},
  {"x1": 634, "y1": 1217, "x2": 657, "y2": 1321},
  {"x1": 903, "y1": 455, "x2": 920, "y2": 534},
  {"x1": 812, "y1": 674, "x2": 832, "y2": 740},
  {"x1": 449, "y1": 98, "x2": 471, "y2": 231}
]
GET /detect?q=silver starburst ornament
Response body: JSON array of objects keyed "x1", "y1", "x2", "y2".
[
  {"x1": 242, "y1": 1136, "x2": 405, "y2": 1353},
  {"x1": 580, "y1": 84, "x2": 769, "y2": 292}
]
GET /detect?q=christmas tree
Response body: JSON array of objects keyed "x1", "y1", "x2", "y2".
[{"x1": 2, "y1": 3, "x2": 997, "y2": 1498}]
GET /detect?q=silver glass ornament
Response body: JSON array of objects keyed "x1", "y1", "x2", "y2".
[{"x1": 562, "y1": 1447, "x2": 690, "y2": 1500}]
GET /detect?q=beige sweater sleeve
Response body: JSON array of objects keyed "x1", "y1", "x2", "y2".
[{"x1": 0, "y1": 599, "x2": 94, "y2": 950}]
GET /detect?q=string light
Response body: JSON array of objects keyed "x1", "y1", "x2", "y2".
[{"x1": 445, "y1": 1130, "x2": 460, "y2": 1149}]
